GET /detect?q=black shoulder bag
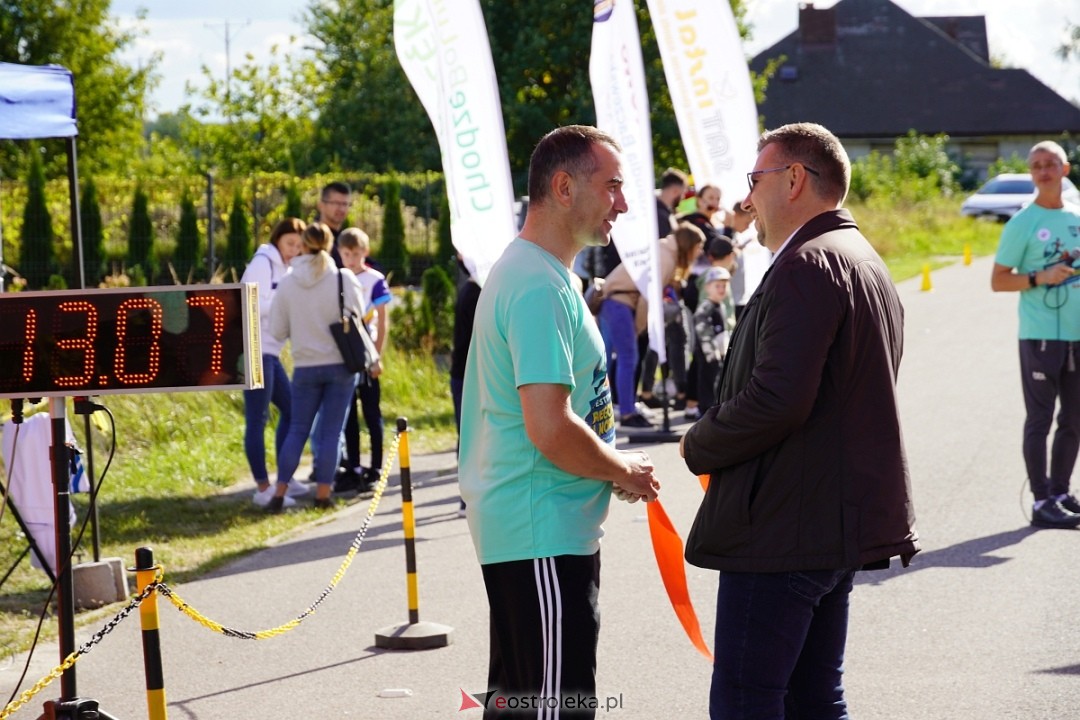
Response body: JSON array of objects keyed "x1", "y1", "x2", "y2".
[{"x1": 329, "y1": 271, "x2": 375, "y2": 373}]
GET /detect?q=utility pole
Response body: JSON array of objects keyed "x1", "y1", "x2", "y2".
[{"x1": 204, "y1": 19, "x2": 251, "y2": 120}]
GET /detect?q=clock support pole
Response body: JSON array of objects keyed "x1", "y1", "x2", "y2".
[{"x1": 42, "y1": 397, "x2": 121, "y2": 720}]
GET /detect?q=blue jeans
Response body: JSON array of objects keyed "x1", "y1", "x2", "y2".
[
  {"x1": 599, "y1": 299, "x2": 638, "y2": 417},
  {"x1": 276, "y1": 363, "x2": 357, "y2": 487},
  {"x1": 711, "y1": 568, "x2": 856, "y2": 720},
  {"x1": 243, "y1": 354, "x2": 292, "y2": 484}
]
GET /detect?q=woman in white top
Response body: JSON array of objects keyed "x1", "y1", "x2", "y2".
[
  {"x1": 241, "y1": 218, "x2": 307, "y2": 508},
  {"x1": 268, "y1": 222, "x2": 365, "y2": 511}
]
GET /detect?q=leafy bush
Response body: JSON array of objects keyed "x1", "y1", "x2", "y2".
[
  {"x1": 986, "y1": 153, "x2": 1028, "y2": 179},
  {"x1": 849, "y1": 131, "x2": 961, "y2": 203},
  {"x1": 389, "y1": 289, "x2": 423, "y2": 352},
  {"x1": 420, "y1": 265, "x2": 455, "y2": 354}
]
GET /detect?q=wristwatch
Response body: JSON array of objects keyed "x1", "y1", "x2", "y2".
[{"x1": 1029, "y1": 271, "x2": 1038, "y2": 288}]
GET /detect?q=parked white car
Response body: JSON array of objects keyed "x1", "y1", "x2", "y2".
[{"x1": 960, "y1": 173, "x2": 1080, "y2": 221}]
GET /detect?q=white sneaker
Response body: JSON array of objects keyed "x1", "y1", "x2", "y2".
[
  {"x1": 286, "y1": 478, "x2": 310, "y2": 498},
  {"x1": 252, "y1": 485, "x2": 296, "y2": 508}
]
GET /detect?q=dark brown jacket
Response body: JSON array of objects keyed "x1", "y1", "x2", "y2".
[{"x1": 682, "y1": 209, "x2": 919, "y2": 572}]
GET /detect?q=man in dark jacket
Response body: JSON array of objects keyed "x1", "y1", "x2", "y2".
[{"x1": 679, "y1": 122, "x2": 919, "y2": 720}]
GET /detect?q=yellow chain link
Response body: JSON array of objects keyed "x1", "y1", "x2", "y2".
[
  {"x1": 0, "y1": 567, "x2": 164, "y2": 720},
  {"x1": 0, "y1": 434, "x2": 403, "y2": 718},
  {"x1": 160, "y1": 433, "x2": 401, "y2": 640}
]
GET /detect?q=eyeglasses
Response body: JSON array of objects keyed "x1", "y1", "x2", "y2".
[{"x1": 746, "y1": 164, "x2": 820, "y2": 193}]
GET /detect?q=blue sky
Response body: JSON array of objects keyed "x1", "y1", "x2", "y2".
[{"x1": 110, "y1": 0, "x2": 1080, "y2": 117}]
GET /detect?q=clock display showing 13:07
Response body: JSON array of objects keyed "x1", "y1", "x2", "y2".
[{"x1": 0, "y1": 283, "x2": 262, "y2": 399}]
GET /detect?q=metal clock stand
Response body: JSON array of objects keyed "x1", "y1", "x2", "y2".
[{"x1": 40, "y1": 397, "x2": 121, "y2": 720}]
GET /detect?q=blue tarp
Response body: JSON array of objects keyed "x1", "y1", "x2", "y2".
[{"x1": 0, "y1": 62, "x2": 77, "y2": 140}]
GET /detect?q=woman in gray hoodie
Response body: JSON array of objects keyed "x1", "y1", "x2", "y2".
[{"x1": 268, "y1": 222, "x2": 365, "y2": 511}]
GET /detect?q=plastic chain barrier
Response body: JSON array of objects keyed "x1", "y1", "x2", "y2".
[
  {"x1": 0, "y1": 432, "x2": 403, "y2": 718},
  {"x1": 160, "y1": 432, "x2": 401, "y2": 639},
  {"x1": 0, "y1": 567, "x2": 164, "y2": 719}
]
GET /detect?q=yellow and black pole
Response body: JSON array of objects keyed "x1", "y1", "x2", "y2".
[
  {"x1": 135, "y1": 547, "x2": 167, "y2": 720},
  {"x1": 398, "y1": 417, "x2": 421, "y2": 625},
  {"x1": 374, "y1": 417, "x2": 453, "y2": 650}
]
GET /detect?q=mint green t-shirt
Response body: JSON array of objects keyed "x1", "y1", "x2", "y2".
[
  {"x1": 995, "y1": 202, "x2": 1080, "y2": 341},
  {"x1": 459, "y1": 238, "x2": 616, "y2": 565}
]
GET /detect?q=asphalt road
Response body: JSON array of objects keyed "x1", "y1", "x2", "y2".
[{"x1": 1, "y1": 254, "x2": 1078, "y2": 719}]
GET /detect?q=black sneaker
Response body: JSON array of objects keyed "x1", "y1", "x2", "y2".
[
  {"x1": 1058, "y1": 494, "x2": 1080, "y2": 514},
  {"x1": 358, "y1": 468, "x2": 380, "y2": 496},
  {"x1": 621, "y1": 413, "x2": 654, "y2": 429},
  {"x1": 1031, "y1": 499, "x2": 1080, "y2": 529},
  {"x1": 638, "y1": 394, "x2": 666, "y2": 409},
  {"x1": 333, "y1": 469, "x2": 364, "y2": 494}
]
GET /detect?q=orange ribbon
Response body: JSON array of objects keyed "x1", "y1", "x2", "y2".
[{"x1": 647, "y1": 497, "x2": 713, "y2": 661}]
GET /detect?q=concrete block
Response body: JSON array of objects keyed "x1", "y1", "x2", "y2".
[{"x1": 73, "y1": 557, "x2": 130, "y2": 610}]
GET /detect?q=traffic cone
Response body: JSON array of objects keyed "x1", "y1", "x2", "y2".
[
  {"x1": 921, "y1": 263, "x2": 933, "y2": 292},
  {"x1": 963, "y1": 243, "x2": 972, "y2": 266}
]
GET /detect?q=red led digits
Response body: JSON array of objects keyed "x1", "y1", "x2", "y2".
[
  {"x1": 52, "y1": 301, "x2": 98, "y2": 388},
  {"x1": 0, "y1": 305, "x2": 36, "y2": 387},
  {"x1": 22, "y1": 309, "x2": 36, "y2": 382},
  {"x1": 186, "y1": 294, "x2": 226, "y2": 375},
  {"x1": 114, "y1": 297, "x2": 163, "y2": 384}
]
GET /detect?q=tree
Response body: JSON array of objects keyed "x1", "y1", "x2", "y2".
[
  {"x1": 127, "y1": 185, "x2": 154, "y2": 282},
  {"x1": 284, "y1": 180, "x2": 303, "y2": 220},
  {"x1": 303, "y1": 1, "x2": 440, "y2": 174},
  {"x1": 80, "y1": 177, "x2": 105, "y2": 287},
  {"x1": 0, "y1": 0, "x2": 155, "y2": 177},
  {"x1": 174, "y1": 191, "x2": 201, "y2": 283},
  {"x1": 435, "y1": 191, "x2": 455, "y2": 272},
  {"x1": 181, "y1": 41, "x2": 319, "y2": 176},
  {"x1": 379, "y1": 175, "x2": 410, "y2": 283},
  {"x1": 302, "y1": 1, "x2": 755, "y2": 191},
  {"x1": 20, "y1": 150, "x2": 56, "y2": 289},
  {"x1": 1058, "y1": 22, "x2": 1080, "y2": 64},
  {"x1": 224, "y1": 187, "x2": 252, "y2": 279}
]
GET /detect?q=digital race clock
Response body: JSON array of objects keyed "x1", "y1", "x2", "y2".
[{"x1": 0, "y1": 283, "x2": 262, "y2": 398}]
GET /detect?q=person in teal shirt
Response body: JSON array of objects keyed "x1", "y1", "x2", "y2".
[
  {"x1": 459, "y1": 125, "x2": 660, "y2": 718},
  {"x1": 992, "y1": 140, "x2": 1080, "y2": 529}
]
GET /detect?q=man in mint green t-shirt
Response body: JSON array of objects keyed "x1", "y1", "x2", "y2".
[
  {"x1": 459, "y1": 125, "x2": 660, "y2": 718},
  {"x1": 992, "y1": 140, "x2": 1080, "y2": 529}
]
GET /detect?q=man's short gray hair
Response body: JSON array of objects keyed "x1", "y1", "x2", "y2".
[{"x1": 1028, "y1": 141, "x2": 1068, "y2": 165}]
